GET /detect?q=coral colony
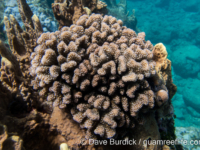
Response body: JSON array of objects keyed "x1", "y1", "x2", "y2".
[
  {"x1": 31, "y1": 14, "x2": 158, "y2": 139},
  {"x1": 0, "y1": 0, "x2": 178, "y2": 150}
]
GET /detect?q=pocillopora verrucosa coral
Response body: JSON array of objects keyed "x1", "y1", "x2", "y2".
[
  {"x1": 0, "y1": 0, "x2": 178, "y2": 150},
  {"x1": 30, "y1": 14, "x2": 158, "y2": 140}
]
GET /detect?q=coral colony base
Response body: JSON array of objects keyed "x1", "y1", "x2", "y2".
[{"x1": 0, "y1": 0, "x2": 179, "y2": 150}]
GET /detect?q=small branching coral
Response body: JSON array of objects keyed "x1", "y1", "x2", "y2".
[
  {"x1": 30, "y1": 14, "x2": 167, "y2": 139},
  {"x1": 0, "y1": 0, "x2": 43, "y2": 110},
  {"x1": 52, "y1": 0, "x2": 107, "y2": 29}
]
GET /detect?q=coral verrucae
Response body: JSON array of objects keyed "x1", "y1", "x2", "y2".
[{"x1": 30, "y1": 14, "x2": 167, "y2": 139}]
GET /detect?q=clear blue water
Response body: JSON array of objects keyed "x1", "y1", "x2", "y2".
[{"x1": 124, "y1": 0, "x2": 200, "y2": 128}]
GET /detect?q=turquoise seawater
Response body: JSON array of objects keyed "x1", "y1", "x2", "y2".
[{"x1": 125, "y1": 0, "x2": 200, "y2": 128}]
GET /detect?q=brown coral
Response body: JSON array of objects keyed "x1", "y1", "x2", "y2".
[
  {"x1": 30, "y1": 14, "x2": 161, "y2": 140},
  {"x1": 0, "y1": 0, "x2": 178, "y2": 148},
  {"x1": 52, "y1": 0, "x2": 107, "y2": 29},
  {"x1": 1, "y1": 0, "x2": 43, "y2": 107}
]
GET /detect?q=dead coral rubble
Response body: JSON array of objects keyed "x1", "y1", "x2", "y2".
[{"x1": 52, "y1": 0, "x2": 107, "y2": 29}]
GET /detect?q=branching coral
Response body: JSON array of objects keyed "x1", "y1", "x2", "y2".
[
  {"x1": 0, "y1": 0, "x2": 177, "y2": 149},
  {"x1": 52, "y1": 0, "x2": 107, "y2": 29},
  {"x1": 30, "y1": 13, "x2": 165, "y2": 140},
  {"x1": 1, "y1": 0, "x2": 43, "y2": 108}
]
